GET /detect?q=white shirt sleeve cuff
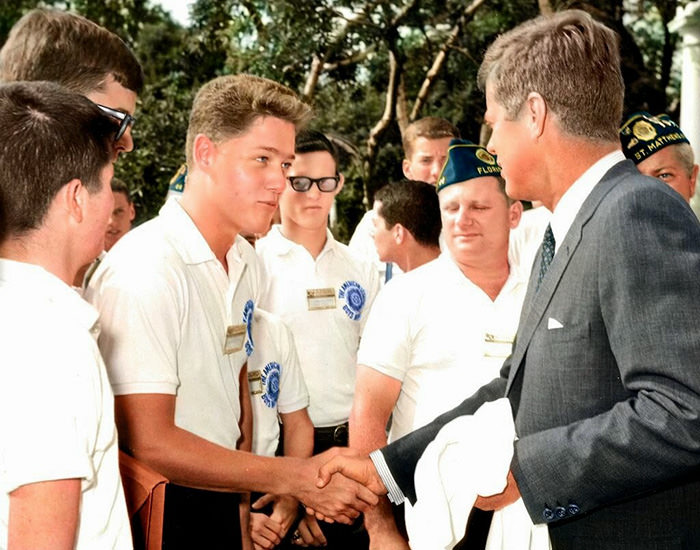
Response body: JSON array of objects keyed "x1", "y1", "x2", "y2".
[{"x1": 370, "y1": 450, "x2": 405, "y2": 505}]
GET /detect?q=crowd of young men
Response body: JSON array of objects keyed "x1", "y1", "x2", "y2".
[{"x1": 1, "y1": 6, "x2": 700, "y2": 550}]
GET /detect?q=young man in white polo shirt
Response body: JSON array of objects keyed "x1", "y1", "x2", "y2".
[
  {"x1": 87, "y1": 76, "x2": 378, "y2": 550},
  {"x1": 349, "y1": 140, "x2": 527, "y2": 549},
  {"x1": 370, "y1": 179, "x2": 442, "y2": 273},
  {"x1": 256, "y1": 129, "x2": 380, "y2": 548},
  {"x1": 349, "y1": 117, "x2": 460, "y2": 283},
  {"x1": 0, "y1": 81, "x2": 130, "y2": 549},
  {"x1": 247, "y1": 308, "x2": 314, "y2": 549}
]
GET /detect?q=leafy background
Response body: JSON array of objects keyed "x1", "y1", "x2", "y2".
[{"x1": 1, "y1": 0, "x2": 688, "y2": 241}]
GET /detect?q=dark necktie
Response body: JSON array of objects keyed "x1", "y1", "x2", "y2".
[{"x1": 537, "y1": 223, "x2": 555, "y2": 291}]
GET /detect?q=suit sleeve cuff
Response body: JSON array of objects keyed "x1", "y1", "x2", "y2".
[{"x1": 370, "y1": 450, "x2": 405, "y2": 504}]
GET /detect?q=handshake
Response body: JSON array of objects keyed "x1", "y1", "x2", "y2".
[{"x1": 291, "y1": 447, "x2": 388, "y2": 524}]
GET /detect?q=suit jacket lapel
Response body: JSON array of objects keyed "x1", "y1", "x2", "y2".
[{"x1": 505, "y1": 161, "x2": 633, "y2": 394}]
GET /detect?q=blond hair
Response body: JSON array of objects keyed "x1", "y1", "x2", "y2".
[
  {"x1": 185, "y1": 74, "x2": 311, "y2": 166},
  {"x1": 402, "y1": 117, "x2": 460, "y2": 160},
  {"x1": 672, "y1": 143, "x2": 697, "y2": 177},
  {"x1": 478, "y1": 9, "x2": 623, "y2": 142}
]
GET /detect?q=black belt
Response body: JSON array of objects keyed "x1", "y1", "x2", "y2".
[{"x1": 313, "y1": 422, "x2": 349, "y2": 449}]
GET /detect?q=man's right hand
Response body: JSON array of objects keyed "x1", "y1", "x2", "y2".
[
  {"x1": 315, "y1": 449, "x2": 388, "y2": 499},
  {"x1": 293, "y1": 448, "x2": 380, "y2": 524}
]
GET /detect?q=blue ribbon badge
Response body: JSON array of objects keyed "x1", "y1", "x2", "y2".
[
  {"x1": 243, "y1": 300, "x2": 255, "y2": 356},
  {"x1": 338, "y1": 280, "x2": 366, "y2": 321},
  {"x1": 261, "y1": 362, "x2": 280, "y2": 408}
]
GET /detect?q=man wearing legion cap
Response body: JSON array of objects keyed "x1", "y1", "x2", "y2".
[
  {"x1": 349, "y1": 138, "x2": 527, "y2": 548},
  {"x1": 620, "y1": 111, "x2": 698, "y2": 203}
]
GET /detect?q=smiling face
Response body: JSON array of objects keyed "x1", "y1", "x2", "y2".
[
  {"x1": 403, "y1": 136, "x2": 454, "y2": 185},
  {"x1": 636, "y1": 145, "x2": 698, "y2": 203},
  {"x1": 279, "y1": 149, "x2": 343, "y2": 232},
  {"x1": 204, "y1": 115, "x2": 296, "y2": 236},
  {"x1": 85, "y1": 75, "x2": 137, "y2": 160},
  {"x1": 439, "y1": 176, "x2": 520, "y2": 267}
]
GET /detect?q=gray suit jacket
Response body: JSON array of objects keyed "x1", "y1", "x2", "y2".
[{"x1": 380, "y1": 160, "x2": 700, "y2": 549}]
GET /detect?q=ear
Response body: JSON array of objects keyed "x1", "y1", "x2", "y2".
[
  {"x1": 524, "y1": 92, "x2": 547, "y2": 139},
  {"x1": 61, "y1": 178, "x2": 87, "y2": 224},
  {"x1": 402, "y1": 158, "x2": 412, "y2": 179},
  {"x1": 193, "y1": 134, "x2": 217, "y2": 171},
  {"x1": 690, "y1": 164, "x2": 699, "y2": 199},
  {"x1": 394, "y1": 223, "x2": 405, "y2": 245},
  {"x1": 335, "y1": 172, "x2": 345, "y2": 195},
  {"x1": 508, "y1": 200, "x2": 523, "y2": 229}
]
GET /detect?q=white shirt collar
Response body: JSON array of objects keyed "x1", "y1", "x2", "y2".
[
  {"x1": 550, "y1": 150, "x2": 626, "y2": 253},
  {"x1": 266, "y1": 224, "x2": 338, "y2": 258},
  {"x1": 160, "y1": 197, "x2": 247, "y2": 267}
]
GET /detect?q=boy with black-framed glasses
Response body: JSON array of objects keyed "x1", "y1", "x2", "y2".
[{"x1": 256, "y1": 129, "x2": 379, "y2": 549}]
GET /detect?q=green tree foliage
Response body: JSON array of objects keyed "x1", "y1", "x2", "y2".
[{"x1": 0, "y1": 0, "x2": 691, "y2": 237}]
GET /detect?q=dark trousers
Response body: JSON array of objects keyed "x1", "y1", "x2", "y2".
[
  {"x1": 162, "y1": 484, "x2": 241, "y2": 550},
  {"x1": 454, "y1": 508, "x2": 493, "y2": 550},
  {"x1": 278, "y1": 423, "x2": 368, "y2": 550}
]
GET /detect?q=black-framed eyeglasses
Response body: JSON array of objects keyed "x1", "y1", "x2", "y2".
[
  {"x1": 287, "y1": 175, "x2": 340, "y2": 193},
  {"x1": 96, "y1": 104, "x2": 135, "y2": 142}
]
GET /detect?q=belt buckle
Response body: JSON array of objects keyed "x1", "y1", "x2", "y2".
[{"x1": 333, "y1": 423, "x2": 348, "y2": 443}]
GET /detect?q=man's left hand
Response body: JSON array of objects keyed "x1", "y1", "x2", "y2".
[{"x1": 475, "y1": 470, "x2": 520, "y2": 511}]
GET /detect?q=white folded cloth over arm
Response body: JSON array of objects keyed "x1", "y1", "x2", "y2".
[
  {"x1": 405, "y1": 398, "x2": 550, "y2": 550},
  {"x1": 486, "y1": 497, "x2": 551, "y2": 550}
]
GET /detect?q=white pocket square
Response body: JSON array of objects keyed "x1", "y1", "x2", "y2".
[{"x1": 547, "y1": 317, "x2": 564, "y2": 329}]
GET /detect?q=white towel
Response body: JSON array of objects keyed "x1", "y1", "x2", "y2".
[
  {"x1": 486, "y1": 497, "x2": 551, "y2": 550},
  {"x1": 405, "y1": 398, "x2": 551, "y2": 550},
  {"x1": 405, "y1": 399, "x2": 515, "y2": 550}
]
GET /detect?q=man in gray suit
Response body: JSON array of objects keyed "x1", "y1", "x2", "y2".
[{"x1": 317, "y1": 9, "x2": 700, "y2": 549}]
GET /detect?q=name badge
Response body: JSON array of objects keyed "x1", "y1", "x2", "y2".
[
  {"x1": 307, "y1": 288, "x2": 336, "y2": 311},
  {"x1": 224, "y1": 324, "x2": 247, "y2": 354},
  {"x1": 248, "y1": 370, "x2": 262, "y2": 395},
  {"x1": 483, "y1": 332, "x2": 515, "y2": 358}
]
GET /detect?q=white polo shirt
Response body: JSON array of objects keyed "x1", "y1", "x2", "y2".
[
  {"x1": 87, "y1": 198, "x2": 260, "y2": 450},
  {"x1": 256, "y1": 225, "x2": 379, "y2": 427},
  {"x1": 348, "y1": 209, "x2": 404, "y2": 283},
  {"x1": 0, "y1": 260, "x2": 131, "y2": 549},
  {"x1": 248, "y1": 309, "x2": 309, "y2": 456},
  {"x1": 508, "y1": 205, "x2": 551, "y2": 274},
  {"x1": 357, "y1": 253, "x2": 528, "y2": 441}
]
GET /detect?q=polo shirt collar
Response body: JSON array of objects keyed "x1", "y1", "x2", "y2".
[
  {"x1": 266, "y1": 224, "x2": 338, "y2": 258},
  {"x1": 440, "y1": 250, "x2": 528, "y2": 296},
  {"x1": 159, "y1": 198, "x2": 217, "y2": 265}
]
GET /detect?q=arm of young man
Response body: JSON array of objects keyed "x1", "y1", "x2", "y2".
[
  {"x1": 115, "y1": 393, "x2": 377, "y2": 522},
  {"x1": 349, "y1": 366, "x2": 408, "y2": 550},
  {"x1": 89, "y1": 251, "x2": 378, "y2": 522},
  {"x1": 8, "y1": 479, "x2": 81, "y2": 550},
  {"x1": 250, "y1": 408, "x2": 315, "y2": 549},
  {"x1": 280, "y1": 408, "x2": 330, "y2": 548}
]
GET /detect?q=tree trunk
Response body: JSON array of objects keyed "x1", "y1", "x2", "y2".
[
  {"x1": 538, "y1": 0, "x2": 554, "y2": 15},
  {"x1": 408, "y1": 0, "x2": 487, "y2": 122},
  {"x1": 363, "y1": 48, "x2": 401, "y2": 206}
]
